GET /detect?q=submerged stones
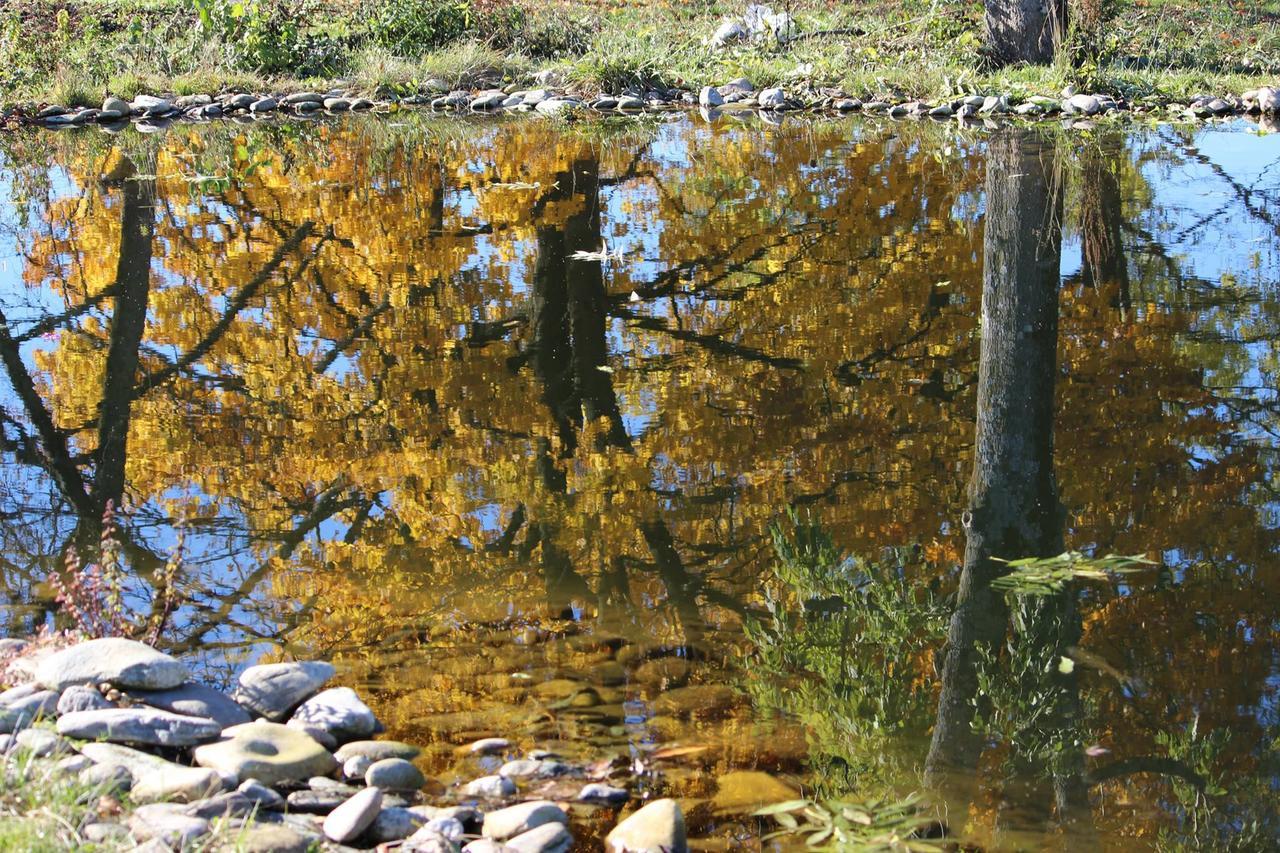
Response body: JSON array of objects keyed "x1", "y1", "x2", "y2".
[
  {"x1": 605, "y1": 799, "x2": 687, "y2": 853},
  {"x1": 482, "y1": 800, "x2": 569, "y2": 840},
  {"x1": 193, "y1": 720, "x2": 338, "y2": 785},
  {"x1": 37, "y1": 638, "x2": 188, "y2": 692}
]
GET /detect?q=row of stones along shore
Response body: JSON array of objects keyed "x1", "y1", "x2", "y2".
[
  {"x1": 0, "y1": 636, "x2": 685, "y2": 852},
  {"x1": 17, "y1": 75, "x2": 1280, "y2": 129}
]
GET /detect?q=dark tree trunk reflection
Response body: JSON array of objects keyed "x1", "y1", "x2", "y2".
[
  {"x1": 1078, "y1": 133, "x2": 1132, "y2": 317},
  {"x1": 925, "y1": 128, "x2": 1070, "y2": 816},
  {"x1": 93, "y1": 159, "x2": 156, "y2": 515}
]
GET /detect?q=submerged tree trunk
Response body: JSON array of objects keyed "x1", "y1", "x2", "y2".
[
  {"x1": 925, "y1": 128, "x2": 1064, "y2": 783},
  {"x1": 985, "y1": 0, "x2": 1067, "y2": 66}
]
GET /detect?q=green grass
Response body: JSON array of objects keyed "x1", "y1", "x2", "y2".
[{"x1": 1, "y1": 1, "x2": 1278, "y2": 106}]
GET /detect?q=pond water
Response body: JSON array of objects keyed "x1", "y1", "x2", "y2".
[{"x1": 0, "y1": 112, "x2": 1279, "y2": 849}]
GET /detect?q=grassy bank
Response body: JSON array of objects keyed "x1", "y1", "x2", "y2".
[{"x1": 2, "y1": 0, "x2": 1278, "y2": 108}]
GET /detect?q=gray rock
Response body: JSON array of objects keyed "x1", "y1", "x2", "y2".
[
  {"x1": 366, "y1": 757, "x2": 425, "y2": 790},
  {"x1": 605, "y1": 798, "x2": 686, "y2": 852},
  {"x1": 288, "y1": 721, "x2": 337, "y2": 751},
  {"x1": 351, "y1": 98, "x2": 374, "y2": 110},
  {"x1": 342, "y1": 754, "x2": 374, "y2": 780},
  {"x1": 174, "y1": 94, "x2": 212, "y2": 108},
  {"x1": 130, "y1": 803, "x2": 210, "y2": 849},
  {"x1": 132, "y1": 764, "x2": 227, "y2": 803},
  {"x1": 323, "y1": 786, "x2": 382, "y2": 843},
  {"x1": 834, "y1": 98, "x2": 861, "y2": 111},
  {"x1": 234, "y1": 661, "x2": 334, "y2": 720},
  {"x1": 250, "y1": 98, "x2": 278, "y2": 113},
  {"x1": 224, "y1": 93, "x2": 255, "y2": 110},
  {"x1": 54, "y1": 754, "x2": 93, "y2": 775},
  {"x1": 369, "y1": 806, "x2": 429, "y2": 842},
  {"x1": 465, "y1": 774, "x2": 516, "y2": 798},
  {"x1": 411, "y1": 831, "x2": 463, "y2": 852},
  {"x1": 928, "y1": 104, "x2": 954, "y2": 117},
  {"x1": 79, "y1": 762, "x2": 133, "y2": 793},
  {"x1": 482, "y1": 801, "x2": 568, "y2": 841},
  {"x1": 420, "y1": 817, "x2": 465, "y2": 844},
  {"x1": 37, "y1": 638, "x2": 187, "y2": 692},
  {"x1": 1066, "y1": 93, "x2": 1101, "y2": 115},
  {"x1": 324, "y1": 97, "x2": 351, "y2": 111},
  {"x1": 0, "y1": 638, "x2": 28, "y2": 654},
  {"x1": 238, "y1": 778, "x2": 285, "y2": 810},
  {"x1": 37, "y1": 105, "x2": 67, "y2": 118},
  {"x1": 591, "y1": 97, "x2": 619, "y2": 110},
  {"x1": 289, "y1": 686, "x2": 378, "y2": 741},
  {"x1": 461, "y1": 841, "x2": 509, "y2": 853},
  {"x1": 309, "y1": 776, "x2": 360, "y2": 793},
  {"x1": 1015, "y1": 102, "x2": 1044, "y2": 116},
  {"x1": 698, "y1": 86, "x2": 724, "y2": 108},
  {"x1": 472, "y1": 92, "x2": 508, "y2": 110},
  {"x1": 758, "y1": 88, "x2": 785, "y2": 109},
  {"x1": 578, "y1": 782, "x2": 628, "y2": 803},
  {"x1": 57, "y1": 685, "x2": 112, "y2": 714},
  {"x1": 534, "y1": 98, "x2": 581, "y2": 116},
  {"x1": 334, "y1": 739, "x2": 420, "y2": 763},
  {"x1": 617, "y1": 96, "x2": 644, "y2": 112},
  {"x1": 184, "y1": 791, "x2": 259, "y2": 819},
  {"x1": 286, "y1": 789, "x2": 349, "y2": 814},
  {"x1": 467, "y1": 737, "x2": 510, "y2": 755},
  {"x1": 133, "y1": 682, "x2": 252, "y2": 728},
  {"x1": 6, "y1": 689, "x2": 58, "y2": 721},
  {"x1": 193, "y1": 720, "x2": 337, "y2": 786},
  {"x1": 223, "y1": 823, "x2": 313, "y2": 853},
  {"x1": 57, "y1": 707, "x2": 221, "y2": 747},
  {"x1": 507, "y1": 822, "x2": 572, "y2": 853},
  {"x1": 710, "y1": 19, "x2": 747, "y2": 48},
  {"x1": 15, "y1": 727, "x2": 69, "y2": 756},
  {"x1": 0, "y1": 682, "x2": 40, "y2": 705},
  {"x1": 283, "y1": 92, "x2": 324, "y2": 105},
  {"x1": 82, "y1": 821, "x2": 129, "y2": 844}
]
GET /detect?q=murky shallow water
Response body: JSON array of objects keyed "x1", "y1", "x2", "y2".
[{"x1": 1, "y1": 112, "x2": 1279, "y2": 849}]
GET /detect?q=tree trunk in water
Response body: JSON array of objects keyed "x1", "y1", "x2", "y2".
[
  {"x1": 985, "y1": 0, "x2": 1067, "y2": 66},
  {"x1": 925, "y1": 128, "x2": 1064, "y2": 785},
  {"x1": 93, "y1": 160, "x2": 156, "y2": 515}
]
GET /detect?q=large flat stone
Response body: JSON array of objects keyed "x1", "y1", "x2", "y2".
[
  {"x1": 132, "y1": 682, "x2": 252, "y2": 728},
  {"x1": 37, "y1": 638, "x2": 187, "y2": 692},
  {"x1": 57, "y1": 707, "x2": 221, "y2": 747},
  {"x1": 130, "y1": 803, "x2": 210, "y2": 849},
  {"x1": 234, "y1": 661, "x2": 334, "y2": 720},
  {"x1": 193, "y1": 720, "x2": 337, "y2": 785}
]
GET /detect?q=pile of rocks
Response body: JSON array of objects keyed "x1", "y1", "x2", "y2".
[
  {"x1": 19, "y1": 74, "x2": 1280, "y2": 134},
  {"x1": 0, "y1": 636, "x2": 688, "y2": 852},
  {"x1": 34, "y1": 91, "x2": 379, "y2": 128}
]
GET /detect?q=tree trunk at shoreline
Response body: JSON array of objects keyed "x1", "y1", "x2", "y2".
[
  {"x1": 924, "y1": 128, "x2": 1064, "y2": 786},
  {"x1": 985, "y1": 0, "x2": 1067, "y2": 66}
]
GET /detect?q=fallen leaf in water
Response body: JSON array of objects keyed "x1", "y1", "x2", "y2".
[
  {"x1": 651, "y1": 745, "x2": 711, "y2": 760},
  {"x1": 1085, "y1": 745, "x2": 1111, "y2": 757}
]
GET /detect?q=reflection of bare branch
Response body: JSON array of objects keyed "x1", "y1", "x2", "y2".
[{"x1": 130, "y1": 221, "x2": 317, "y2": 399}]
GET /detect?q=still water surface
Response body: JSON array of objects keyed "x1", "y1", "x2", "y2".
[{"x1": 0, "y1": 113, "x2": 1278, "y2": 848}]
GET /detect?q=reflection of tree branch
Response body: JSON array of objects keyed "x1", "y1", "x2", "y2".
[
  {"x1": 615, "y1": 306, "x2": 803, "y2": 370},
  {"x1": 0, "y1": 306, "x2": 94, "y2": 516},
  {"x1": 131, "y1": 221, "x2": 317, "y2": 399},
  {"x1": 1086, "y1": 755, "x2": 1205, "y2": 791}
]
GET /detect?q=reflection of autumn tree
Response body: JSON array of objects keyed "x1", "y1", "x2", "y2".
[{"x1": 1, "y1": 117, "x2": 1279, "y2": 843}]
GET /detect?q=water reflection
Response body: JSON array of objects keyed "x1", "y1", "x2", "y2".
[{"x1": 0, "y1": 114, "x2": 1278, "y2": 846}]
